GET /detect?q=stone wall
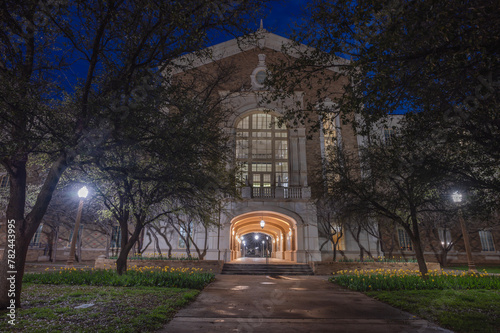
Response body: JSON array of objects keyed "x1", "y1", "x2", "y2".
[
  {"x1": 433, "y1": 253, "x2": 500, "y2": 266},
  {"x1": 311, "y1": 261, "x2": 442, "y2": 275},
  {"x1": 95, "y1": 257, "x2": 224, "y2": 273}
]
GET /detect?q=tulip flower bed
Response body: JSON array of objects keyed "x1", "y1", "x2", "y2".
[
  {"x1": 330, "y1": 269, "x2": 500, "y2": 292},
  {"x1": 23, "y1": 265, "x2": 215, "y2": 290},
  {"x1": 337, "y1": 256, "x2": 417, "y2": 263},
  {"x1": 108, "y1": 253, "x2": 199, "y2": 260}
]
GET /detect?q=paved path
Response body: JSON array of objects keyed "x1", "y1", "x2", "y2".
[{"x1": 160, "y1": 275, "x2": 452, "y2": 333}]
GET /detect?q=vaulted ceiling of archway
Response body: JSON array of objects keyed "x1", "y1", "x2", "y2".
[
  {"x1": 231, "y1": 211, "x2": 294, "y2": 239},
  {"x1": 237, "y1": 223, "x2": 282, "y2": 239}
]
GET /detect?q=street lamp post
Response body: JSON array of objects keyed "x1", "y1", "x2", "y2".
[
  {"x1": 66, "y1": 186, "x2": 88, "y2": 267},
  {"x1": 452, "y1": 191, "x2": 477, "y2": 272}
]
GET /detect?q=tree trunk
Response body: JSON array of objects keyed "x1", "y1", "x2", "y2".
[
  {"x1": 409, "y1": 215, "x2": 428, "y2": 276},
  {"x1": 0, "y1": 229, "x2": 31, "y2": 310},
  {"x1": 116, "y1": 246, "x2": 129, "y2": 275},
  {"x1": 105, "y1": 226, "x2": 111, "y2": 258},
  {"x1": 116, "y1": 214, "x2": 130, "y2": 275},
  {"x1": 349, "y1": 226, "x2": 375, "y2": 261},
  {"x1": 151, "y1": 230, "x2": 162, "y2": 256},
  {"x1": 200, "y1": 224, "x2": 208, "y2": 260},
  {"x1": 425, "y1": 226, "x2": 447, "y2": 267},
  {"x1": 154, "y1": 225, "x2": 173, "y2": 258},
  {"x1": 52, "y1": 226, "x2": 59, "y2": 263},
  {"x1": 189, "y1": 224, "x2": 208, "y2": 260},
  {"x1": 116, "y1": 219, "x2": 144, "y2": 275},
  {"x1": 440, "y1": 250, "x2": 448, "y2": 267},
  {"x1": 46, "y1": 230, "x2": 54, "y2": 260},
  {"x1": 412, "y1": 238, "x2": 428, "y2": 276},
  {"x1": 0, "y1": 154, "x2": 70, "y2": 310}
]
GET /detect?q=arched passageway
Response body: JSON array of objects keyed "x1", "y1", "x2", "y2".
[{"x1": 229, "y1": 211, "x2": 297, "y2": 262}]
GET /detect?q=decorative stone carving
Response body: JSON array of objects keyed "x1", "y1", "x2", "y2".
[{"x1": 250, "y1": 54, "x2": 268, "y2": 90}]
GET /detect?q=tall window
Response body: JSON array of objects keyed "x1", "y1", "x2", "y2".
[
  {"x1": 178, "y1": 222, "x2": 193, "y2": 249},
  {"x1": 0, "y1": 174, "x2": 9, "y2": 188},
  {"x1": 438, "y1": 228, "x2": 453, "y2": 248},
  {"x1": 236, "y1": 112, "x2": 288, "y2": 187},
  {"x1": 110, "y1": 226, "x2": 121, "y2": 249},
  {"x1": 331, "y1": 225, "x2": 345, "y2": 251},
  {"x1": 479, "y1": 230, "x2": 495, "y2": 252},
  {"x1": 398, "y1": 229, "x2": 413, "y2": 251},
  {"x1": 320, "y1": 117, "x2": 338, "y2": 191},
  {"x1": 30, "y1": 224, "x2": 43, "y2": 247},
  {"x1": 320, "y1": 117, "x2": 337, "y2": 162},
  {"x1": 67, "y1": 225, "x2": 84, "y2": 247},
  {"x1": 384, "y1": 129, "x2": 396, "y2": 144}
]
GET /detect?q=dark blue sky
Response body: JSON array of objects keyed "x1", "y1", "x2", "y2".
[
  {"x1": 260, "y1": 0, "x2": 307, "y2": 36},
  {"x1": 212, "y1": 0, "x2": 308, "y2": 45},
  {"x1": 61, "y1": 1, "x2": 309, "y2": 91}
]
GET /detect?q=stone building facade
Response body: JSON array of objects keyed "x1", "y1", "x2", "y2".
[
  {"x1": 157, "y1": 29, "x2": 362, "y2": 263},
  {"x1": 1, "y1": 29, "x2": 499, "y2": 265}
]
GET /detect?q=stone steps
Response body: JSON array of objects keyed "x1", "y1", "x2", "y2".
[{"x1": 221, "y1": 263, "x2": 314, "y2": 275}]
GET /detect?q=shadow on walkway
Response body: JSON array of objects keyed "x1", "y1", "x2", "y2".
[{"x1": 160, "y1": 275, "x2": 452, "y2": 333}]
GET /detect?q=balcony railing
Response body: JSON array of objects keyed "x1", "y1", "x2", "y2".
[
  {"x1": 241, "y1": 186, "x2": 310, "y2": 199},
  {"x1": 284, "y1": 187, "x2": 302, "y2": 199},
  {"x1": 252, "y1": 187, "x2": 275, "y2": 198}
]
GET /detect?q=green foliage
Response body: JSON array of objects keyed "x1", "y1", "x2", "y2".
[
  {"x1": 367, "y1": 290, "x2": 500, "y2": 333},
  {"x1": 271, "y1": 0, "x2": 500, "y2": 205},
  {"x1": 23, "y1": 267, "x2": 215, "y2": 290},
  {"x1": 448, "y1": 266, "x2": 500, "y2": 274},
  {"x1": 0, "y1": 284, "x2": 199, "y2": 333},
  {"x1": 330, "y1": 269, "x2": 500, "y2": 292},
  {"x1": 0, "y1": 0, "x2": 268, "y2": 309},
  {"x1": 337, "y1": 257, "x2": 417, "y2": 263}
]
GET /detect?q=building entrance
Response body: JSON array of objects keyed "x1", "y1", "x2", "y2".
[{"x1": 229, "y1": 211, "x2": 297, "y2": 262}]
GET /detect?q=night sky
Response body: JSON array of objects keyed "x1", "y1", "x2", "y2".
[
  {"x1": 259, "y1": 0, "x2": 307, "y2": 36},
  {"x1": 62, "y1": 1, "x2": 308, "y2": 91},
  {"x1": 212, "y1": 0, "x2": 308, "y2": 45}
]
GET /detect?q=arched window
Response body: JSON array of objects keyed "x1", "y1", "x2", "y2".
[{"x1": 236, "y1": 112, "x2": 288, "y2": 188}]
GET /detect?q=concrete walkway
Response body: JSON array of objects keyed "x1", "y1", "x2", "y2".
[{"x1": 160, "y1": 275, "x2": 452, "y2": 333}]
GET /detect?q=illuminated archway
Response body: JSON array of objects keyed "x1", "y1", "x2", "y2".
[{"x1": 229, "y1": 211, "x2": 297, "y2": 262}]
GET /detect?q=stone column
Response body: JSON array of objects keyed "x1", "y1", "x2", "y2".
[
  {"x1": 241, "y1": 186, "x2": 252, "y2": 198},
  {"x1": 275, "y1": 185, "x2": 284, "y2": 198},
  {"x1": 289, "y1": 130, "x2": 300, "y2": 186},
  {"x1": 297, "y1": 128, "x2": 308, "y2": 187}
]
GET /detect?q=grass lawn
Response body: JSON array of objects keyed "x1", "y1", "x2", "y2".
[
  {"x1": 366, "y1": 289, "x2": 500, "y2": 333},
  {"x1": 447, "y1": 266, "x2": 500, "y2": 274},
  {"x1": 331, "y1": 268, "x2": 500, "y2": 333},
  {"x1": 0, "y1": 284, "x2": 198, "y2": 333}
]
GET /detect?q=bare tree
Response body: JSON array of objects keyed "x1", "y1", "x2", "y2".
[
  {"x1": 149, "y1": 222, "x2": 174, "y2": 258},
  {"x1": 1, "y1": 0, "x2": 268, "y2": 308}
]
